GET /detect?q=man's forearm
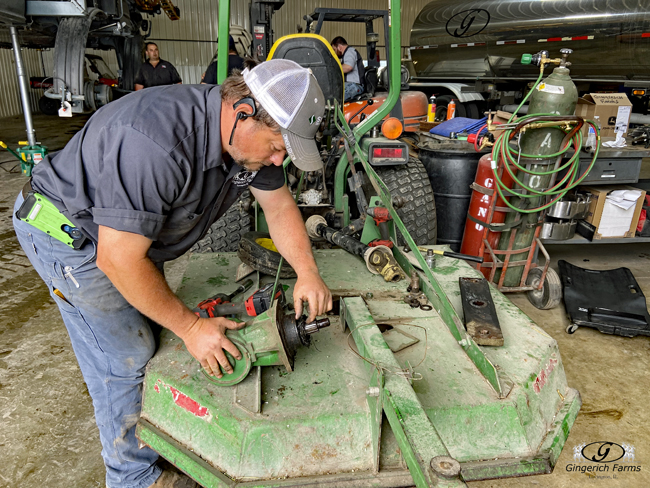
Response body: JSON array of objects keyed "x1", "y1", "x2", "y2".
[
  {"x1": 100, "y1": 255, "x2": 198, "y2": 337},
  {"x1": 265, "y1": 199, "x2": 318, "y2": 276}
]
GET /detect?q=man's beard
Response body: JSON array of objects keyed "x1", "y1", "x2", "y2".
[
  {"x1": 239, "y1": 160, "x2": 264, "y2": 171},
  {"x1": 227, "y1": 145, "x2": 265, "y2": 172}
]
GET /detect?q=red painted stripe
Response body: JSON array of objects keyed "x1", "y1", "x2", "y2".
[
  {"x1": 643, "y1": 33, "x2": 650, "y2": 38},
  {"x1": 571, "y1": 35, "x2": 589, "y2": 41},
  {"x1": 546, "y1": 37, "x2": 563, "y2": 42},
  {"x1": 169, "y1": 386, "x2": 210, "y2": 417}
]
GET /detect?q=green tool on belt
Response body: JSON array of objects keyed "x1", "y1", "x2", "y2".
[{"x1": 16, "y1": 191, "x2": 87, "y2": 249}]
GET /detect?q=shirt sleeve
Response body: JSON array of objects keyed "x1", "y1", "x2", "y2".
[
  {"x1": 249, "y1": 164, "x2": 285, "y2": 191},
  {"x1": 134, "y1": 65, "x2": 145, "y2": 85},
  {"x1": 170, "y1": 63, "x2": 182, "y2": 84},
  {"x1": 203, "y1": 62, "x2": 218, "y2": 84},
  {"x1": 343, "y1": 49, "x2": 357, "y2": 67},
  {"x1": 90, "y1": 126, "x2": 186, "y2": 240}
]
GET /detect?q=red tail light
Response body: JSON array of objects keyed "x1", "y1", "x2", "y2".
[
  {"x1": 368, "y1": 143, "x2": 408, "y2": 165},
  {"x1": 372, "y1": 147, "x2": 403, "y2": 159}
]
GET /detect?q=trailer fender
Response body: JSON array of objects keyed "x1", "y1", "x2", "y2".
[{"x1": 409, "y1": 82, "x2": 484, "y2": 103}]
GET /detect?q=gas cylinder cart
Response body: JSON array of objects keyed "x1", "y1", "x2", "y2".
[
  {"x1": 135, "y1": 2, "x2": 581, "y2": 486},
  {"x1": 460, "y1": 49, "x2": 600, "y2": 310}
]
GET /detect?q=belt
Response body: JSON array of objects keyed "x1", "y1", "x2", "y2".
[{"x1": 22, "y1": 179, "x2": 33, "y2": 199}]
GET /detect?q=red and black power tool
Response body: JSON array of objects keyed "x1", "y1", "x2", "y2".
[
  {"x1": 193, "y1": 280, "x2": 285, "y2": 319},
  {"x1": 366, "y1": 206, "x2": 393, "y2": 248}
]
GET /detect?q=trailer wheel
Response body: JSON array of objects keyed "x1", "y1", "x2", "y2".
[
  {"x1": 526, "y1": 267, "x2": 562, "y2": 310},
  {"x1": 117, "y1": 33, "x2": 143, "y2": 91},
  {"x1": 38, "y1": 95, "x2": 59, "y2": 116},
  {"x1": 53, "y1": 14, "x2": 97, "y2": 113},
  {"x1": 191, "y1": 195, "x2": 252, "y2": 253},
  {"x1": 434, "y1": 95, "x2": 466, "y2": 121},
  {"x1": 373, "y1": 159, "x2": 437, "y2": 246},
  {"x1": 237, "y1": 232, "x2": 296, "y2": 278},
  {"x1": 465, "y1": 102, "x2": 481, "y2": 119}
]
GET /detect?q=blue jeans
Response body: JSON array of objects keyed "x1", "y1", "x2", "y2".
[
  {"x1": 13, "y1": 192, "x2": 162, "y2": 488},
  {"x1": 344, "y1": 82, "x2": 364, "y2": 101}
]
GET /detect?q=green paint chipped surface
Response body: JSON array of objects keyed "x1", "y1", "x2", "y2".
[
  {"x1": 206, "y1": 275, "x2": 228, "y2": 286},
  {"x1": 141, "y1": 250, "x2": 580, "y2": 486}
]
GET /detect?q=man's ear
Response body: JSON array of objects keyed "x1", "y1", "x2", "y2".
[
  {"x1": 234, "y1": 102, "x2": 254, "y2": 117},
  {"x1": 232, "y1": 97, "x2": 257, "y2": 117}
]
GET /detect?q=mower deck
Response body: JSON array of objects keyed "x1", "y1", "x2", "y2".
[{"x1": 137, "y1": 248, "x2": 580, "y2": 487}]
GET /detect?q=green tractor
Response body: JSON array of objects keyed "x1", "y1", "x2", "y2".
[{"x1": 191, "y1": 7, "x2": 436, "y2": 254}]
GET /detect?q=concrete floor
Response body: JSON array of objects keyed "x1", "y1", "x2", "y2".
[{"x1": 1, "y1": 114, "x2": 649, "y2": 488}]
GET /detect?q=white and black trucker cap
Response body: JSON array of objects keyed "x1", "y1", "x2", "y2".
[{"x1": 242, "y1": 59, "x2": 325, "y2": 171}]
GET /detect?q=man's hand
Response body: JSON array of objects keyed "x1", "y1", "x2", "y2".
[
  {"x1": 251, "y1": 186, "x2": 333, "y2": 322},
  {"x1": 181, "y1": 317, "x2": 247, "y2": 378},
  {"x1": 293, "y1": 270, "x2": 332, "y2": 322}
]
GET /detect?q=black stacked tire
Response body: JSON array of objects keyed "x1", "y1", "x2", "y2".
[
  {"x1": 374, "y1": 159, "x2": 437, "y2": 246},
  {"x1": 237, "y1": 232, "x2": 296, "y2": 278},
  {"x1": 191, "y1": 200, "x2": 252, "y2": 253},
  {"x1": 119, "y1": 34, "x2": 143, "y2": 91}
]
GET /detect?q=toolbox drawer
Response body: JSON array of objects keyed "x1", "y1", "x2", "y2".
[{"x1": 560, "y1": 155, "x2": 641, "y2": 185}]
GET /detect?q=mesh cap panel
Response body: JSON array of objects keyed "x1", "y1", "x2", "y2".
[{"x1": 243, "y1": 59, "x2": 308, "y2": 128}]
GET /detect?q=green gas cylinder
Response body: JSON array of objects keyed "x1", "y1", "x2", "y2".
[{"x1": 496, "y1": 50, "x2": 578, "y2": 287}]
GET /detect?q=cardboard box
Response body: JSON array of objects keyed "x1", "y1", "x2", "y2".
[
  {"x1": 575, "y1": 93, "x2": 632, "y2": 143},
  {"x1": 581, "y1": 185, "x2": 646, "y2": 239}
]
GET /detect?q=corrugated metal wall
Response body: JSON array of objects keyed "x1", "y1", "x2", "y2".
[
  {"x1": 0, "y1": 0, "x2": 431, "y2": 118},
  {"x1": 0, "y1": 47, "x2": 48, "y2": 119}
]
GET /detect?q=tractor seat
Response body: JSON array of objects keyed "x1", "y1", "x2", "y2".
[
  {"x1": 351, "y1": 67, "x2": 379, "y2": 101},
  {"x1": 269, "y1": 34, "x2": 344, "y2": 108}
]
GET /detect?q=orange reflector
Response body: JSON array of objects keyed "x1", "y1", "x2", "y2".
[
  {"x1": 381, "y1": 118, "x2": 403, "y2": 139},
  {"x1": 633, "y1": 89, "x2": 646, "y2": 96}
]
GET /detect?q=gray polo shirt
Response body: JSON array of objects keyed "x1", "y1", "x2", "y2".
[
  {"x1": 32, "y1": 84, "x2": 285, "y2": 262},
  {"x1": 342, "y1": 47, "x2": 361, "y2": 85}
]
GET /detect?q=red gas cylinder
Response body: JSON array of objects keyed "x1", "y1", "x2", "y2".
[{"x1": 460, "y1": 153, "x2": 515, "y2": 278}]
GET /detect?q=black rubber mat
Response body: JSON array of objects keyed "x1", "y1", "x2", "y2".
[{"x1": 558, "y1": 260, "x2": 650, "y2": 337}]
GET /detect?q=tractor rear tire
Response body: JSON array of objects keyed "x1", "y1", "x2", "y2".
[
  {"x1": 190, "y1": 197, "x2": 252, "y2": 253},
  {"x1": 374, "y1": 159, "x2": 437, "y2": 246}
]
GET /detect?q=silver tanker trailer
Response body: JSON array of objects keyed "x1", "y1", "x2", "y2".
[{"x1": 408, "y1": 0, "x2": 650, "y2": 120}]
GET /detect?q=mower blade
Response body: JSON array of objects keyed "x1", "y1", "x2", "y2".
[{"x1": 459, "y1": 277, "x2": 504, "y2": 347}]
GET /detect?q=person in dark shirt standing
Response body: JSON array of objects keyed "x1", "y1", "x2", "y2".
[
  {"x1": 134, "y1": 42, "x2": 182, "y2": 90},
  {"x1": 202, "y1": 35, "x2": 244, "y2": 84}
]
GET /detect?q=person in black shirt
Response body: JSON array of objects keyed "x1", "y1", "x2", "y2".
[
  {"x1": 134, "y1": 42, "x2": 182, "y2": 90},
  {"x1": 202, "y1": 35, "x2": 244, "y2": 84}
]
